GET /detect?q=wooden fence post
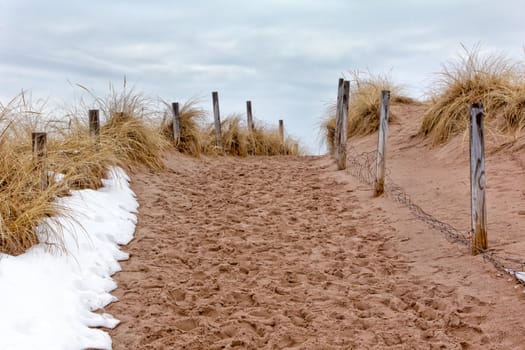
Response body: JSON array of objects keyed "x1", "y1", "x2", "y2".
[
  {"x1": 212, "y1": 91, "x2": 222, "y2": 148},
  {"x1": 172, "y1": 102, "x2": 181, "y2": 145},
  {"x1": 32, "y1": 132, "x2": 47, "y2": 191},
  {"x1": 337, "y1": 80, "x2": 349, "y2": 170},
  {"x1": 374, "y1": 90, "x2": 390, "y2": 196},
  {"x1": 279, "y1": 119, "x2": 284, "y2": 143},
  {"x1": 470, "y1": 103, "x2": 487, "y2": 255},
  {"x1": 88, "y1": 109, "x2": 100, "y2": 144},
  {"x1": 246, "y1": 101, "x2": 254, "y2": 131},
  {"x1": 334, "y1": 78, "x2": 344, "y2": 157}
]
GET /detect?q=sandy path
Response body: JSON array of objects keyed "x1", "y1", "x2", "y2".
[{"x1": 106, "y1": 153, "x2": 525, "y2": 349}]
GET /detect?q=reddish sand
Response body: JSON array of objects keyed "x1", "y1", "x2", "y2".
[{"x1": 104, "y1": 104, "x2": 525, "y2": 349}]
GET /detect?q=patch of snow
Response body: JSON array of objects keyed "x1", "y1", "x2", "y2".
[{"x1": 0, "y1": 167, "x2": 138, "y2": 350}]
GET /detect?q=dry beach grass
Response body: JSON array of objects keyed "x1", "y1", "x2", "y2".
[
  {"x1": 0, "y1": 87, "x2": 299, "y2": 256},
  {"x1": 420, "y1": 45, "x2": 525, "y2": 145},
  {"x1": 322, "y1": 71, "x2": 416, "y2": 153}
]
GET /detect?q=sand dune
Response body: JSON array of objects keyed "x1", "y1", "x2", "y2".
[{"x1": 105, "y1": 114, "x2": 525, "y2": 349}]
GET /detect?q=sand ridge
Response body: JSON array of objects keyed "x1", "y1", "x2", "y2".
[{"x1": 104, "y1": 152, "x2": 525, "y2": 349}]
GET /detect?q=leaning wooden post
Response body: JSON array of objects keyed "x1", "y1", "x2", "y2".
[
  {"x1": 373, "y1": 90, "x2": 390, "y2": 196},
  {"x1": 32, "y1": 132, "x2": 48, "y2": 191},
  {"x1": 334, "y1": 78, "x2": 344, "y2": 157},
  {"x1": 337, "y1": 80, "x2": 349, "y2": 170},
  {"x1": 212, "y1": 91, "x2": 222, "y2": 148},
  {"x1": 172, "y1": 102, "x2": 181, "y2": 145},
  {"x1": 469, "y1": 103, "x2": 487, "y2": 255},
  {"x1": 246, "y1": 101, "x2": 254, "y2": 131}
]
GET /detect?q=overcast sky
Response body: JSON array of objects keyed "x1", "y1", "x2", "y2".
[{"x1": 1, "y1": 0, "x2": 524, "y2": 154}]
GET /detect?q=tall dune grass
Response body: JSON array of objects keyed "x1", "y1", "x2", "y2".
[
  {"x1": 345, "y1": 71, "x2": 414, "y2": 137},
  {"x1": 221, "y1": 115, "x2": 300, "y2": 156},
  {"x1": 199, "y1": 115, "x2": 295, "y2": 156},
  {"x1": 0, "y1": 86, "x2": 171, "y2": 255},
  {"x1": 220, "y1": 114, "x2": 249, "y2": 156},
  {"x1": 0, "y1": 94, "x2": 63, "y2": 255},
  {"x1": 0, "y1": 86, "x2": 302, "y2": 255},
  {"x1": 420, "y1": 45, "x2": 525, "y2": 145},
  {"x1": 161, "y1": 105, "x2": 301, "y2": 157},
  {"x1": 84, "y1": 85, "x2": 170, "y2": 170},
  {"x1": 160, "y1": 99, "x2": 207, "y2": 157},
  {"x1": 500, "y1": 83, "x2": 525, "y2": 133},
  {"x1": 322, "y1": 71, "x2": 415, "y2": 150},
  {"x1": 0, "y1": 151, "x2": 63, "y2": 255}
]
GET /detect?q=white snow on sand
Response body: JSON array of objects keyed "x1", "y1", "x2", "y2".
[{"x1": 0, "y1": 167, "x2": 138, "y2": 350}]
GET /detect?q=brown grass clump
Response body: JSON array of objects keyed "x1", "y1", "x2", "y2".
[
  {"x1": 199, "y1": 115, "x2": 249, "y2": 156},
  {"x1": 160, "y1": 99, "x2": 207, "y2": 157},
  {"x1": 0, "y1": 85, "x2": 171, "y2": 255},
  {"x1": 102, "y1": 111, "x2": 168, "y2": 170},
  {"x1": 0, "y1": 95, "x2": 63, "y2": 255},
  {"x1": 87, "y1": 85, "x2": 169, "y2": 170},
  {"x1": 500, "y1": 83, "x2": 525, "y2": 133},
  {"x1": 0, "y1": 150, "x2": 67, "y2": 255},
  {"x1": 345, "y1": 71, "x2": 414, "y2": 137},
  {"x1": 199, "y1": 117, "x2": 300, "y2": 156},
  {"x1": 221, "y1": 114, "x2": 249, "y2": 156},
  {"x1": 420, "y1": 45, "x2": 525, "y2": 145},
  {"x1": 321, "y1": 72, "x2": 415, "y2": 150},
  {"x1": 198, "y1": 114, "x2": 300, "y2": 157},
  {"x1": 247, "y1": 124, "x2": 300, "y2": 156},
  {"x1": 47, "y1": 128, "x2": 118, "y2": 190}
]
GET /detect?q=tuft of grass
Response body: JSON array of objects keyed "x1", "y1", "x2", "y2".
[
  {"x1": 420, "y1": 45, "x2": 525, "y2": 145},
  {"x1": 500, "y1": 83, "x2": 525, "y2": 133},
  {"x1": 0, "y1": 93, "x2": 64, "y2": 255},
  {"x1": 199, "y1": 116, "x2": 300, "y2": 156},
  {"x1": 198, "y1": 113, "x2": 300, "y2": 156},
  {"x1": 47, "y1": 128, "x2": 118, "y2": 190},
  {"x1": 321, "y1": 71, "x2": 415, "y2": 150},
  {"x1": 101, "y1": 110, "x2": 169, "y2": 170},
  {"x1": 160, "y1": 99, "x2": 207, "y2": 157},
  {"x1": 82, "y1": 84, "x2": 170, "y2": 170},
  {"x1": 221, "y1": 114, "x2": 249, "y2": 156},
  {"x1": 0, "y1": 127, "x2": 63, "y2": 255},
  {"x1": 345, "y1": 71, "x2": 413, "y2": 137},
  {"x1": 247, "y1": 124, "x2": 299, "y2": 156},
  {"x1": 0, "y1": 85, "x2": 170, "y2": 255}
]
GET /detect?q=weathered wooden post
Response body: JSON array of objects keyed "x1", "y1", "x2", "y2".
[
  {"x1": 469, "y1": 103, "x2": 487, "y2": 255},
  {"x1": 278, "y1": 119, "x2": 285, "y2": 155},
  {"x1": 334, "y1": 78, "x2": 344, "y2": 157},
  {"x1": 172, "y1": 102, "x2": 181, "y2": 145},
  {"x1": 32, "y1": 132, "x2": 47, "y2": 190},
  {"x1": 212, "y1": 91, "x2": 222, "y2": 148},
  {"x1": 246, "y1": 101, "x2": 254, "y2": 131},
  {"x1": 88, "y1": 109, "x2": 100, "y2": 137},
  {"x1": 337, "y1": 80, "x2": 349, "y2": 170},
  {"x1": 374, "y1": 90, "x2": 390, "y2": 196},
  {"x1": 88, "y1": 109, "x2": 100, "y2": 145}
]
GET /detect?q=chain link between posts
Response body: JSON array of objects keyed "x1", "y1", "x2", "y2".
[{"x1": 343, "y1": 146, "x2": 525, "y2": 286}]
